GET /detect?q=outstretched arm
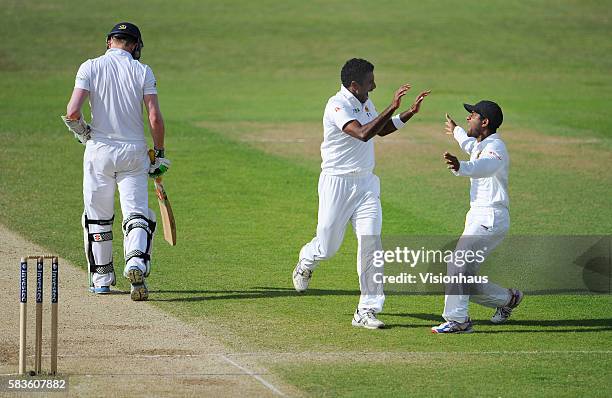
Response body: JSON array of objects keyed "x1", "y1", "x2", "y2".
[
  {"x1": 456, "y1": 153, "x2": 504, "y2": 178},
  {"x1": 378, "y1": 90, "x2": 431, "y2": 136},
  {"x1": 342, "y1": 84, "x2": 411, "y2": 142},
  {"x1": 443, "y1": 150, "x2": 504, "y2": 178}
]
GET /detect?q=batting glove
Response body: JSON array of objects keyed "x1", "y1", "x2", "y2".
[
  {"x1": 149, "y1": 148, "x2": 171, "y2": 178},
  {"x1": 61, "y1": 115, "x2": 91, "y2": 145}
]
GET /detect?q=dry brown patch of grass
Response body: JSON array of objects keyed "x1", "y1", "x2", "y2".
[
  {"x1": 196, "y1": 120, "x2": 611, "y2": 183},
  {"x1": 196, "y1": 121, "x2": 322, "y2": 161}
]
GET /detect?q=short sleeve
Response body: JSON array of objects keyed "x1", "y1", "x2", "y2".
[
  {"x1": 143, "y1": 66, "x2": 158, "y2": 95},
  {"x1": 74, "y1": 60, "x2": 91, "y2": 91},
  {"x1": 330, "y1": 101, "x2": 356, "y2": 131}
]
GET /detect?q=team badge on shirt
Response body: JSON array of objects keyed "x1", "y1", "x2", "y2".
[{"x1": 476, "y1": 150, "x2": 502, "y2": 160}]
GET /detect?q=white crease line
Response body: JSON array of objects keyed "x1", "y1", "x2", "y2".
[{"x1": 220, "y1": 354, "x2": 287, "y2": 397}]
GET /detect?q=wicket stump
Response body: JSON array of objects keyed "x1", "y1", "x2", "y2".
[{"x1": 19, "y1": 255, "x2": 59, "y2": 376}]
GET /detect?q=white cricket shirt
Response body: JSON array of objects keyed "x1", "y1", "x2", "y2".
[
  {"x1": 320, "y1": 85, "x2": 378, "y2": 175},
  {"x1": 452, "y1": 126, "x2": 509, "y2": 209},
  {"x1": 74, "y1": 48, "x2": 157, "y2": 143}
]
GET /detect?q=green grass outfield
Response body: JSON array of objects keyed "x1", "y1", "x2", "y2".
[{"x1": 1, "y1": 0, "x2": 611, "y2": 396}]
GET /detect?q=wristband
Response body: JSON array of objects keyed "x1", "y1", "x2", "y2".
[
  {"x1": 154, "y1": 148, "x2": 165, "y2": 158},
  {"x1": 391, "y1": 114, "x2": 406, "y2": 130}
]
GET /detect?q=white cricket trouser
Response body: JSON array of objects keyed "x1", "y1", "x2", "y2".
[
  {"x1": 83, "y1": 139, "x2": 150, "y2": 287},
  {"x1": 299, "y1": 172, "x2": 385, "y2": 313},
  {"x1": 443, "y1": 207, "x2": 512, "y2": 322}
]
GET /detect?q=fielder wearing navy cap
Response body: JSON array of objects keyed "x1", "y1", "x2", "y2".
[
  {"x1": 463, "y1": 100, "x2": 503, "y2": 131},
  {"x1": 436, "y1": 98, "x2": 517, "y2": 334}
]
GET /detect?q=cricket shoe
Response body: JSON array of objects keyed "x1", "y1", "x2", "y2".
[
  {"x1": 352, "y1": 309, "x2": 385, "y2": 329},
  {"x1": 491, "y1": 288, "x2": 523, "y2": 324},
  {"x1": 125, "y1": 267, "x2": 149, "y2": 301},
  {"x1": 292, "y1": 262, "x2": 313, "y2": 292},
  {"x1": 89, "y1": 286, "x2": 111, "y2": 294},
  {"x1": 431, "y1": 319, "x2": 474, "y2": 334}
]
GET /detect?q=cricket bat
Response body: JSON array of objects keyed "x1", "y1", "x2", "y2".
[{"x1": 148, "y1": 149, "x2": 177, "y2": 246}]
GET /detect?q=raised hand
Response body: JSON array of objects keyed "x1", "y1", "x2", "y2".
[
  {"x1": 443, "y1": 151, "x2": 460, "y2": 172},
  {"x1": 445, "y1": 113, "x2": 457, "y2": 135},
  {"x1": 391, "y1": 84, "x2": 411, "y2": 110},
  {"x1": 409, "y1": 90, "x2": 431, "y2": 114}
]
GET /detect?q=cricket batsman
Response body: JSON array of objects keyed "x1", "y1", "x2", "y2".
[
  {"x1": 293, "y1": 58, "x2": 430, "y2": 329},
  {"x1": 432, "y1": 100, "x2": 523, "y2": 333},
  {"x1": 62, "y1": 22, "x2": 169, "y2": 300}
]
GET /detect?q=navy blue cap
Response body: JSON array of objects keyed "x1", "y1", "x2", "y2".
[
  {"x1": 107, "y1": 22, "x2": 143, "y2": 47},
  {"x1": 464, "y1": 100, "x2": 503, "y2": 131}
]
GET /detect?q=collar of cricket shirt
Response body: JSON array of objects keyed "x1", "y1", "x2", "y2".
[
  {"x1": 106, "y1": 48, "x2": 133, "y2": 58},
  {"x1": 339, "y1": 85, "x2": 363, "y2": 108},
  {"x1": 480, "y1": 132, "x2": 500, "y2": 146}
]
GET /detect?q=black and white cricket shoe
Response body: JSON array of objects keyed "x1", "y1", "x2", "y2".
[
  {"x1": 352, "y1": 309, "x2": 385, "y2": 329},
  {"x1": 292, "y1": 262, "x2": 313, "y2": 292},
  {"x1": 491, "y1": 288, "x2": 523, "y2": 324}
]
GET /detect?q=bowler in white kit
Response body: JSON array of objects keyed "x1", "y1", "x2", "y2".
[
  {"x1": 293, "y1": 58, "x2": 430, "y2": 328},
  {"x1": 432, "y1": 100, "x2": 523, "y2": 334},
  {"x1": 62, "y1": 22, "x2": 170, "y2": 301}
]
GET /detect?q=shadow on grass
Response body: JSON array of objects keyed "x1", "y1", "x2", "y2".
[
  {"x1": 382, "y1": 312, "x2": 612, "y2": 332},
  {"x1": 147, "y1": 287, "x2": 612, "y2": 333},
  {"x1": 148, "y1": 286, "x2": 611, "y2": 304},
  {"x1": 148, "y1": 286, "x2": 359, "y2": 302},
  {"x1": 470, "y1": 327, "x2": 612, "y2": 333}
]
